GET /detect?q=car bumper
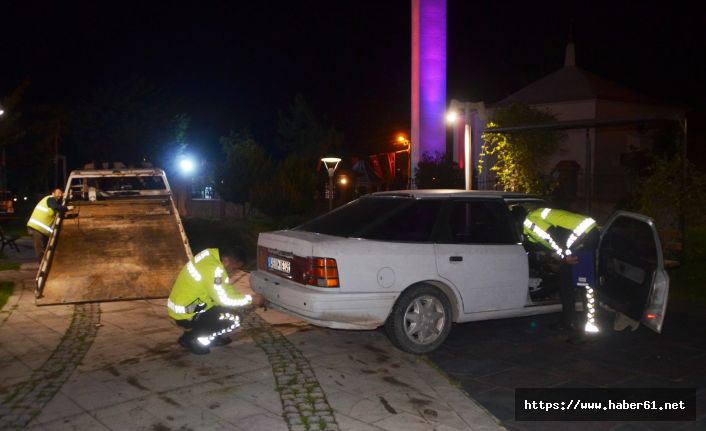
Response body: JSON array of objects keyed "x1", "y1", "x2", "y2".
[{"x1": 250, "y1": 270, "x2": 397, "y2": 330}]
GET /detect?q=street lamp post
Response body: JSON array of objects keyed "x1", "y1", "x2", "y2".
[
  {"x1": 396, "y1": 135, "x2": 412, "y2": 189},
  {"x1": 321, "y1": 157, "x2": 341, "y2": 211},
  {"x1": 446, "y1": 100, "x2": 486, "y2": 191}
]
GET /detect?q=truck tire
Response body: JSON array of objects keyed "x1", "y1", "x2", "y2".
[{"x1": 385, "y1": 285, "x2": 452, "y2": 354}]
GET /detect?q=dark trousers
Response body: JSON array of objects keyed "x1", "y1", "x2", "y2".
[
  {"x1": 559, "y1": 260, "x2": 577, "y2": 328},
  {"x1": 176, "y1": 306, "x2": 241, "y2": 342},
  {"x1": 28, "y1": 228, "x2": 48, "y2": 263}
]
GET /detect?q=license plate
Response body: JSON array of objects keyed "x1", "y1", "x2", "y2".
[{"x1": 268, "y1": 256, "x2": 291, "y2": 274}]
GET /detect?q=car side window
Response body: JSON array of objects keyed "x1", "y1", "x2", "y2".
[
  {"x1": 448, "y1": 201, "x2": 516, "y2": 245},
  {"x1": 362, "y1": 200, "x2": 443, "y2": 242}
]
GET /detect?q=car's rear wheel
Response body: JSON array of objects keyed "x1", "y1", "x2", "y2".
[{"x1": 385, "y1": 285, "x2": 452, "y2": 354}]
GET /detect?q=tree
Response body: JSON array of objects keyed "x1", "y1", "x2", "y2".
[
  {"x1": 251, "y1": 155, "x2": 317, "y2": 217},
  {"x1": 69, "y1": 77, "x2": 175, "y2": 167},
  {"x1": 276, "y1": 94, "x2": 343, "y2": 160},
  {"x1": 479, "y1": 103, "x2": 565, "y2": 194},
  {"x1": 636, "y1": 154, "x2": 706, "y2": 227},
  {"x1": 414, "y1": 152, "x2": 464, "y2": 189},
  {"x1": 156, "y1": 113, "x2": 191, "y2": 174},
  {"x1": 0, "y1": 80, "x2": 30, "y2": 150},
  {"x1": 0, "y1": 80, "x2": 30, "y2": 190},
  {"x1": 215, "y1": 131, "x2": 273, "y2": 214}
]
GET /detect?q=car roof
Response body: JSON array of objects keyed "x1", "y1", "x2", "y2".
[{"x1": 369, "y1": 189, "x2": 544, "y2": 200}]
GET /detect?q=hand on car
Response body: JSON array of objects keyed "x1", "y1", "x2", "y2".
[{"x1": 251, "y1": 293, "x2": 265, "y2": 308}]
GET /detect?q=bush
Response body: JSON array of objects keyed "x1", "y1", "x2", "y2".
[
  {"x1": 637, "y1": 154, "x2": 706, "y2": 227},
  {"x1": 414, "y1": 152, "x2": 464, "y2": 189}
]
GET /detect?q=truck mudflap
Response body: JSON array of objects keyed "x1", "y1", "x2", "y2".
[{"x1": 35, "y1": 168, "x2": 192, "y2": 305}]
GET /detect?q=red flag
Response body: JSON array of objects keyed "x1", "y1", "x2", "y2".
[{"x1": 387, "y1": 152, "x2": 396, "y2": 181}]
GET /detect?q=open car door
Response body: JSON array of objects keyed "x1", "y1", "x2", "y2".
[{"x1": 597, "y1": 211, "x2": 669, "y2": 333}]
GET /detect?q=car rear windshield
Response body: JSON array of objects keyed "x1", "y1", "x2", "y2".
[{"x1": 295, "y1": 197, "x2": 442, "y2": 241}]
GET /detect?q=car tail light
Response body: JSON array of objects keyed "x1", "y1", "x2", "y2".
[
  {"x1": 300, "y1": 257, "x2": 339, "y2": 288},
  {"x1": 259, "y1": 247, "x2": 339, "y2": 288}
]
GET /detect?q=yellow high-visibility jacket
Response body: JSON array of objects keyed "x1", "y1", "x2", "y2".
[
  {"x1": 167, "y1": 248, "x2": 251, "y2": 320},
  {"x1": 27, "y1": 196, "x2": 58, "y2": 237},
  {"x1": 524, "y1": 208, "x2": 597, "y2": 258}
]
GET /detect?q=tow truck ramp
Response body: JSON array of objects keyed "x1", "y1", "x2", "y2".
[{"x1": 35, "y1": 169, "x2": 192, "y2": 305}]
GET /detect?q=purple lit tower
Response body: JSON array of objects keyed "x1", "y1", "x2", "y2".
[{"x1": 411, "y1": 0, "x2": 446, "y2": 182}]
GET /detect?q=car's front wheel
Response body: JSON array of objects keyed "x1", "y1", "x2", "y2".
[{"x1": 385, "y1": 285, "x2": 452, "y2": 354}]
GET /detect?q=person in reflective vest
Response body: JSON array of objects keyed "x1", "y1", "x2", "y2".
[
  {"x1": 26, "y1": 188, "x2": 67, "y2": 262},
  {"x1": 168, "y1": 247, "x2": 252, "y2": 355},
  {"x1": 523, "y1": 208, "x2": 600, "y2": 339}
]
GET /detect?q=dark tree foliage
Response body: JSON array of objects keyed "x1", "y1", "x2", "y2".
[
  {"x1": 2, "y1": 80, "x2": 73, "y2": 193},
  {"x1": 215, "y1": 130, "x2": 273, "y2": 208},
  {"x1": 276, "y1": 93, "x2": 343, "y2": 160},
  {"x1": 69, "y1": 77, "x2": 174, "y2": 167},
  {"x1": 414, "y1": 152, "x2": 464, "y2": 189},
  {"x1": 251, "y1": 155, "x2": 317, "y2": 217}
]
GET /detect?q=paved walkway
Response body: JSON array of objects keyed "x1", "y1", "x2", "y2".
[
  {"x1": 0, "y1": 238, "x2": 503, "y2": 431},
  {"x1": 429, "y1": 305, "x2": 706, "y2": 430}
]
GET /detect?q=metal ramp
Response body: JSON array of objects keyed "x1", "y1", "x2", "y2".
[{"x1": 36, "y1": 189, "x2": 192, "y2": 305}]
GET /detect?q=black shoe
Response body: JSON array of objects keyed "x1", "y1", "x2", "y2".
[
  {"x1": 178, "y1": 334, "x2": 210, "y2": 355},
  {"x1": 211, "y1": 335, "x2": 232, "y2": 347}
]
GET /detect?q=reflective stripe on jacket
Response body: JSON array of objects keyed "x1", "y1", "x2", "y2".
[
  {"x1": 27, "y1": 196, "x2": 57, "y2": 236},
  {"x1": 524, "y1": 208, "x2": 596, "y2": 258},
  {"x1": 167, "y1": 248, "x2": 251, "y2": 320}
]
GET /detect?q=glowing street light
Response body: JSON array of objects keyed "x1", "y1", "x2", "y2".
[
  {"x1": 321, "y1": 157, "x2": 341, "y2": 211},
  {"x1": 179, "y1": 157, "x2": 195, "y2": 174},
  {"x1": 445, "y1": 111, "x2": 459, "y2": 124},
  {"x1": 396, "y1": 134, "x2": 412, "y2": 189}
]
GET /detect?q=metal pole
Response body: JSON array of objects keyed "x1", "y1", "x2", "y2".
[
  {"x1": 585, "y1": 127, "x2": 591, "y2": 214},
  {"x1": 328, "y1": 171, "x2": 334, "y2": 211},
  {"x1": 464, "y1": 123, "x2": 471, "y2": 190},
  {"x1": 408, "y1": 143, "x2": 412, "y2": 189}
]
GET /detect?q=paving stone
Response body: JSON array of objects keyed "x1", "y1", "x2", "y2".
[
  {"x1": 0, "y1": 303, "x2": 100, "y2": 430},
  {"x1": 243, "y1": 311, "x2": 341, "y2": 431}
]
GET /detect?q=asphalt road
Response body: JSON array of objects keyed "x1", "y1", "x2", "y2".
[{"x1": 428, "y1": 305, "x2": 706, "y2": 431}]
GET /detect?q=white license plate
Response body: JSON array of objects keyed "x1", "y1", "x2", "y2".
[{"x1": 268, "y1": 256, "x2": 291, "y2": 274}]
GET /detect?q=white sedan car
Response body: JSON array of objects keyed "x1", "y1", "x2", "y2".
[{"x1": 251, "y1": 190, "x2": 669, "y2": 353}]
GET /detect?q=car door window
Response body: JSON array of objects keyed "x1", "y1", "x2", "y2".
[
  {"x1": 447, "y1": 201, "x2": 516, "y2": 244},
  {"x1": 362, "y1": 200, "x2": 443, "y2": 242}
]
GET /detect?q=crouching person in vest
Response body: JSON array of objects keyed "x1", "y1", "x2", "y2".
[
  {"x1": 168, "y1": 247, "x2": 252, "y2": 355},
  {"x1": 26, "y1": 188, "x2": 68, "y2": 263}
]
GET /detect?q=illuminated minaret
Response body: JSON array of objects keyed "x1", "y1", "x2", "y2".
[{"x1": 411, "y1": 0, "x2": 446, "y2": 182}]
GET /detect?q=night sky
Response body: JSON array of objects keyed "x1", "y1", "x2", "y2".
[{"x1": 2, "y1": 0, "x2": 704, "y2": 166}]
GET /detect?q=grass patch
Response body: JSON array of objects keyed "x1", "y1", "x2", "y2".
[
  {"x1": 0, "y1": 262, "x2": 21, "y2": 271},
  {"x1": 667, "y1": 225, "x2": 706, "y2": 308},
  {"x1": 0, "y1": 281, "x2": 14, "y2": 310}
]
